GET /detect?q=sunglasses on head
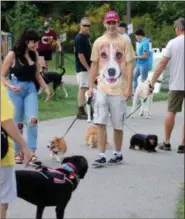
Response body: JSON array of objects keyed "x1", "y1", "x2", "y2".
[{"x1": 82, "y1": 24, "x2": 90, "y2": 27}]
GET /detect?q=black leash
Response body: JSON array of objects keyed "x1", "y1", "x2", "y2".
[
  {"x1": 63, "y1": 102, "x2": 89, "y2": 137},
  {"x1": 64, "y1": 55, "x2": 75, "y2": 64},
  {"x1": 125, "y1": 97, "x2": 148, "y2": 120}
]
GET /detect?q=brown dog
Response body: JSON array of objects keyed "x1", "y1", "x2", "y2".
[
  {"x1": 85, "y1": 126, "x2": 110, "y2": 148},
  {"x1": 47, "y1": 137, "x2": 67, "y2": 162}
]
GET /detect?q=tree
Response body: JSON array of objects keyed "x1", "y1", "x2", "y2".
[{"x1": 6, "y1": 2, "x2": 41, "y2": 37}]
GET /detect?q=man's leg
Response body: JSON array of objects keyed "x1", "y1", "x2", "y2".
[
  {"x1": 92, "y1": 91, "x2": 109, "y2": 166},
  {"x1": 1, "y1": 204, "x2": 8, "y2": 219},
  {"x1": 160, "y1": 91, "x2": 184, "y2": 152},
  {"x1": 76, "y1": 72, "x2": 89, "y2": 120},
  {"x1": 164, "y1": 112, "x2": 176, "y2": 145},
  {"x1": 107, "y1": 95, "x2": 126, "y2": 165}
]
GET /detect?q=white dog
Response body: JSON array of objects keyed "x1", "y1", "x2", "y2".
[
  {"x1": 131, "y1": 75, "x2": 154, "y2": 119},
  {"x1": 85, "y1": 88, "x2": 97, "y2": 123}
]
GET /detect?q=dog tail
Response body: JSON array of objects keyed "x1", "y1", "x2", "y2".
[{"x1": 58, "y1": 66, "x2": 66, "y2": 76}]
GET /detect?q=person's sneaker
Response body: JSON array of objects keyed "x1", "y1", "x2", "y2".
[
  {"x1": 92, "y1": 156, "x2": 106, "y2": 167},
  {"x1": 159, "y1": 142, "x2": 171, "y2": 151},
  {"x1": 177, "y1": 145, "x2": 185, "y2": 154},
  {"x1": 107, "y1": 154, "x2": 123, "y2": 165}
]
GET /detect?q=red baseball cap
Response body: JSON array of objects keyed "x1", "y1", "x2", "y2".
[{"x1": 104, "y1": 11, "x2": 120, "y2": 23}]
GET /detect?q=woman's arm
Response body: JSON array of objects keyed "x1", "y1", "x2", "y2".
[
  {"x1": 1, "y1": 51, "x2": 15, "y2": 88},
  {"x1": 35, "y1": 51, "x2": 51, "y2": 102}
]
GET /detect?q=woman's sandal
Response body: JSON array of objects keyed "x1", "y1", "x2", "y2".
[
  {"x1": 15, "y1": 154, "x2": 23, "y2": 164},
  {"x1": 29, "y1": 155, "x2": 42, "y2": 165}
]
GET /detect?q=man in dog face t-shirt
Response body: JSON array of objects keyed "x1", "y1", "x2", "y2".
[{"x1": 89, "y1": 11, "x2": 135, "y2": 167}]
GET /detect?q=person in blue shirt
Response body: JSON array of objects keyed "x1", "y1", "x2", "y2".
[{"x1": 133, "y1": 28, "x2": 150, "y2": 91}]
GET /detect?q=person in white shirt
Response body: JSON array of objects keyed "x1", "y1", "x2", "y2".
[
  {"x1": 118, "y1": 22, "x2": 131, "y2": 42},
  {"x1": 150, "y1": 18, "x2": 185, "y2": 153}
]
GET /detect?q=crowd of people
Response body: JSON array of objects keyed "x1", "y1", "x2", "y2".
[{"x1": 1, "y1": 10, "x2": 184, "y2": 218}]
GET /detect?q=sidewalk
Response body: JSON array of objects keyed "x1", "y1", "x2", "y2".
[{"x1": 8, "y1": 101, "x2": 184, "y2": 218}]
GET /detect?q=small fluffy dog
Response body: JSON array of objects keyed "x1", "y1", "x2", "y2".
[
  {"x1": 131, "y1": 75, "x2": 154, "y2": 119},
  {"x1": 15, "y1": 155, "x2": 88, "y2": 219},
  {"x1": 85, "y1": 126, "x2": 98, "y2": 148},
  {"x1": 47, "y1": 137, "x2": 67, "y2": 162},
  {"x1": 37, "y1": 66, "x2": 68, "y2": 98},
  {"x1": 85, "y1": 125, "x2": 110, "y2": 148},
  {"x1": 129, "y1": 134, "x2": 158, "y2": 152}
]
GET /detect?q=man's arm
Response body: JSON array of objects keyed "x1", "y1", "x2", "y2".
[
  {"x1": 151, "y1": 56, "x2": 170, "y2": 86},
  {"x1": 125, "y1": 60, "x2": 134, "y2": 91},
  {"x1": 56, "y1": 38, "x2": 62, "y2": 52},
  {"x1": 89, "y1": 61, "x2": 98, "y2": 89},
  {"x1": 135, "y1": 51, "x2": 148, "y2": 59},
  {"x1": 78, "y1": 53, "x2": 90, "y2": 71}
]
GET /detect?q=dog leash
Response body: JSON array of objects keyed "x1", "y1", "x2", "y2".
[
  {"x1": 125, "y1": 97, "x2": 148, "y2": 120},
  {"x1": 62, "y1": 101, "x2": 90, "y2": 138}
]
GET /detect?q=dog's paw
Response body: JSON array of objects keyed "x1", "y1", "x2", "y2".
[
  {"x1": 87, "y1": 119, "x2": 91, "y2": 123},
  {"x1": 146, "y1": 114, "x2": 152, "y2": 119},
  {"x1": 139, "y1": 111, "x2": 144, "y2": 117}
]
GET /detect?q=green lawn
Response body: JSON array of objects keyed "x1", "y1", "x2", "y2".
[
  {"x1": 176, "y1": 185, "x2": 185, "y2": 219},
  {"x1": 38, "y1": 85, "x2": 169, "y2": 121},
  {"x1": 48, "y1": 52, "x2": 75, "y2": 75}
]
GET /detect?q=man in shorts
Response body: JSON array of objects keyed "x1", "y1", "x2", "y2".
[
  {"x1": 38, "y1": 21, "x2": 62, "y2": 71},
  {"x1": 88, "y1": 11, "x2": 135, "y2": 166},
  {"x1": 1, "y1": 81, "x2": 31, "y2": 219},
  {"x1": 74, "y1": 17, "x2": 91, "y2": 119},
  {"x1": 150, "y1": 18, "x2": 185, "y2": 153}
]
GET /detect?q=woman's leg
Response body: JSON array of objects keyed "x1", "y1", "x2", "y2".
[
  {"x1": 24, "y1": 83, "x2": 38, "y2": 154},
  {"x1": 133, "y1": 65, "x2": 140, "y2": 92}
]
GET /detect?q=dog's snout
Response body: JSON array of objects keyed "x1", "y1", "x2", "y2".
[{"x1": 108, "y1": 68, "x2": 116, "y2": 77}]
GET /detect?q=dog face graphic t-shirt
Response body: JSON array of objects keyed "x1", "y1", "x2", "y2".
[{"x1": 91, "y1": 34, "x2": 135, "y2": 95}]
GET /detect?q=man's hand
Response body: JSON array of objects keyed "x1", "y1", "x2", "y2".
[
  {"x1": 148, "y1": 83, "x2": 154, "y2": 95},
  {"x1": 124, "y1": 87, "x2": 132, "y2": 101},
  {"x1": 88, "y1": 88, "x2": 94, "y2": 97},
  {"x1": 44, "y1": 86, "x2": 51, "y2": 102}
]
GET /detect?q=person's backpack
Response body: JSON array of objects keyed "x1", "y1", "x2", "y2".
[{"x1": 1, "y1": 127, "x2": 9, "y2": 159}]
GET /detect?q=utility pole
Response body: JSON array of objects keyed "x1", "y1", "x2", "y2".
[{"x1": 126, "y1": 0, "x2": 131, "y2": 24}]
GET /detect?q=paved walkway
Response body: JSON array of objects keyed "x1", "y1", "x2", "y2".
[{"x1": 8, "y1": 101, "x2": 184, "y2": 218}]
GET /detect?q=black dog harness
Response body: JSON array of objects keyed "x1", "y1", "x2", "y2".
[{"x1": 36, "y1": 163, "x2": 79, "y2": 188}]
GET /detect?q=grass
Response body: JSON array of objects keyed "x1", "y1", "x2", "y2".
[
  {"x1": 38, "y1": 85, "x2": 169, "y2": 121},
  {"x1": 48, "y1": 52, "x2": 75, "y2": 75},
  {"x1": 176, "y1": 185, "x2": 185, "y2": 219}
]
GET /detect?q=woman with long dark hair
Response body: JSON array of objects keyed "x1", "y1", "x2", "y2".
[{"x1": 1, "y1": 28, "x2": 50, "y2": 164}]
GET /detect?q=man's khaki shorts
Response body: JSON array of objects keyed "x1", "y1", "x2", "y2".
[
  {"x1": 168, "y1": 90, "x2": 185, "y2": 113},
  {"x1": 93, "y1": 90, "x2": 127, "y2": 130},
  {"x1": 0, "y1": 166, "x2": 17, "y2": 204},
  {"x1": 76, "y1": 71, "x2": 89, "y2": 88}
]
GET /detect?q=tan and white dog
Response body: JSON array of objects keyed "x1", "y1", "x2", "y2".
[
  {"x1": 47, "y1": 137, "x2": 67, "y2": 162},
  {"x1": 85, "y1": 88, "x2": 97, "y2": 123}
]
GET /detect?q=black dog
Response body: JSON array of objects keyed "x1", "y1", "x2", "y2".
[
  {"x1": 15, "y1": 155, "x2": 88, "y2": 219},
  {"x1": 129, "y1": 134, "x2": 158, "y2": 152},
  {"x1": 37, "y1": 66, "x2": 68, "y2": 98}
]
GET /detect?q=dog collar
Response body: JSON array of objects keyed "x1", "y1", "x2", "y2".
[{"x1": 59, "y1": 163, "x2": 80, "y2": 183}]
